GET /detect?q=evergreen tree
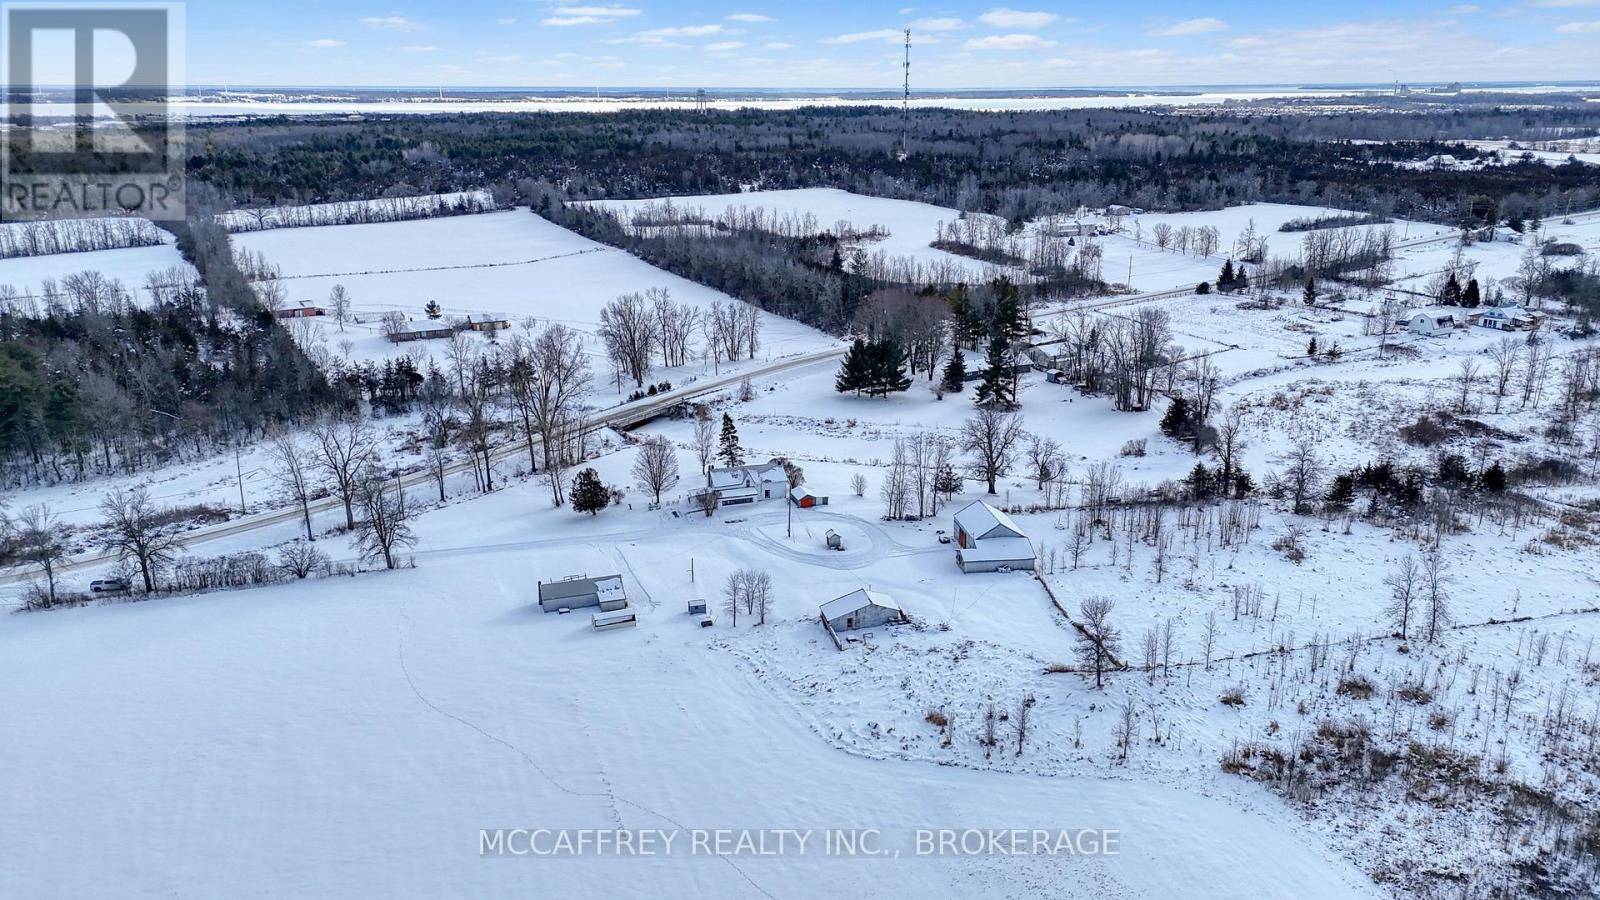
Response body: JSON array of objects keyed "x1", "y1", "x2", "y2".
[
  {"x1": 1441, "y1": 274, "x2": 1462, "y2": 305},
  {"x1": 1159, "y1": 395, "x2": 1192, "y2": 439},
  {"x1": 935, "y1": 463, "x2": 963, "y2": 499},
  {"x1": 1186, "y1": 462, "x2": 1214, "y2": 500},
  {"x1": 1218, "y1": 259, "x2": 1236, "y2": 292},
  {"x1": 1462, "y1": 279, "x2": 1481, "y2": 308},
  {"x1": 948, "y1": 283, "x2": 983, "y2": 349},
  {"x1": 1326, "y1": 473, "x2": 1356, "y2": 510},
  {"x1": 717, "y1": 413, "x2": 743, "y2": 467},
  {"x1": 940, "y1": 350, "x2": 967, "y2": 394},
  {"x1": 1196, "y1": 281, "x2": 1212, "y2": 295},
  {"x1": 1481, "y1": 461, "x2": 1507, "y2": 493},
  {"x1": 973, "y1": 335, "x2": 1015, "y2": 408},
  {"x1": 988, "y1": 276, "x2": 1026, "y2": 343},
  {"x1": 834, "y1": 339, "x2": 872, "y2": 395},
  {"x1": 1302, "y1": 277, "x2": 1317, "y2": 305},
  {"x1": 869, "y1": 339, "x2": 912, "y2": 397},
  {"x1": 424, "y1": 299, "x2": 442, "y2": 320},
  {"x1": 1307, "y1": 336, "x2": 1319, "y2": 356},
  {"x1": 570, "y1": 468, "x2": 609, "y2": 516}
]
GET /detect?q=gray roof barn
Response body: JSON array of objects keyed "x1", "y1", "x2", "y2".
[{"x1": 538, "y1": 574, "x2": 626, "y2": 613}]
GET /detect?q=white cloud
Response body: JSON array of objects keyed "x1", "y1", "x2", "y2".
[
  {"x1": 1147, "y1": 17, "x2": 1229, "y2": 36},
  {"x1": 1526, "y1": 0, "x2": 1600, "y2": 6},
  {"x1": 359, "y1": 15, "x2": 419, "y2": 31},
  {"x1": 1443, "y1": 4, "x2": 1480, "y2": 13},
  {"x1": 639, "y1": 24, "x2": 729, "y2": 37},
  {"x1": 823, "y1": 29, "x2": 906, "y2": 44},
  {"x1": 1556, "y1": 19, "x2": 1600, "y2": 29},
  {"x1": 764, "y1": 41, "x2": 794, "y2": 49},
  {"x1": 977, "y1": 8, "x2": 1058, "y2": 28},
  {"x1": 910, "y1": 16, "x2": 965, "y2": 31},
  {"x1": 496, "y1": 17, "x2": 517, "y2": 25},
  {"x1": 965, "y1": 32, "x2": 1056, "y2": 49},
  {"x1": 706, "y1": 41, "x2": 747, "y2": 51},
  {"x1": 727, "y1": 13, "x2": 776, "y2": 22},
  {"x1": 480, "y1": 54, "x2": 523, "y2": 64},
  {"x1": 300, "y1": 39, "x2": 345, "y2": 49},
  {"x1": 541, "y1": 5, "x2": 642, "y2": 26},
  {"x1": 398, "y1": 44, "x2": 440, "y2": 52}
]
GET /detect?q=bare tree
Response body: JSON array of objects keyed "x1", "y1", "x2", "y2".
[
  {"x1": 99, "y1": 488, "x2": 188, "y2": 592},
  {"x1": 277, "y1": 541, "x2": 328, "y2": 579},
  {"x1": 1214, "y1": 405, "x2": 1248, "y2": 487},
  {"x1": 328, "y1": 283, "x2": 351, "y2": 332},
  {"x1": 312, "y1": 418, "x2": 377, "y2": 530},
  {"x1": 1076, "y1": 596, "x2": 1121, "y2": 688},
  {"x1": 722, "y1": 569, "x2": 743, "y2": 626},
  {"x1": 1115, "y1": 698, "x2": 1139, "y2": 763},
  {"x1": 1201, "y1": 609, "x2": 1219, "y2": 671},
  {"x1": 691, "y1": 414, "x2": 716, "y2": 476},
  {"x1": 631, "y1": 436, "x2": 680, "y2": 504},
  {"x1": 270, "y1": 431, "x2": 318, "y2": 541},
  {"x1": 747, "y1": 568, "x2": 774, "y2": 625},
  {"x1": 1276, "y1": 432, "x2": 1324, "y2": 515},
  {"x1": 1014, "y1": 693, "x2": 1035, "y2": 757},
  {"x1": 1386, "y1": 555, "x2": 1422, "y2": 640},
  {"x1": 850, "y1": 473, "x2": 868, "y2": 497},
  {"x1": 1487, "y1": 337, "x2": 1520, "y2": 413},
  {"x1": 961, "y1": 407, "x2": 1026, "y2": 494},
  {"x1": 527, "y1": 324, "x2": 592, "y2": 507},
  {"x1": 598, "y1": 292, "x2": 658, "y2": 388},
  {"x1": 354, "y1": 473, "x2": 415, "y2": 570},
  {"x1": 1454, "y1": 357, "x2": 1481, "y2": 414},
  {"x1": 1422, "y1": 550, "x2": 1451, "y2": 643},
  {"x1": 14, "y1": 504, "x2": 69, "y2": 605}
]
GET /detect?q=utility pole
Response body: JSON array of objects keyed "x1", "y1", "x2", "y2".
[
  {"x1": 897, "y1": 29, "x2": 911, "y2": 161},
  {"x1": 235, "y1": 447, "x2": 247, "y2": 515}
]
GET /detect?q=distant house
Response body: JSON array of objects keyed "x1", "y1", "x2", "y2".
[
  {"x1": 1406, "y1": 309, "x2": 1459, "y2": 337},
  {"x1": 952, "y1": 500, "x2": 1037, "y2": 573},
  {"x1": 388, "y1": 323, "x2": 456, "y2": 343},
  {"x1": 456, "y1": 314, "x2": 511, "y2": 333},
  {"x1": 820, "y1": 589, "x2": 905, "y2": 634},
  {"x1": 788, "y1": 485, "x2": 827, "y2": 508},
  {"x1": 538, "y1": 574, "x2": 627, "y2": 613},
  {"x1": 1477, "y1": 306, "x2": 1538, "y2": 332},
  {"x1": 702, "y1": 460, "x2": 788, "y2": 508},
  {"x1": 274, "y1": 304, "x2": 325, "y2": 319}
]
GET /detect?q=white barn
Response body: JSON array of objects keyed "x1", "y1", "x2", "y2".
[
  {"x1": 951, "y1": 501, "x2": 1037, "y2": 573},
  {"x1": 1406, "y1": 309, "x2": 1459, "y2": 337},
  {"x1": 820, "y1": 589, "x2": 905, "y2": 633}
]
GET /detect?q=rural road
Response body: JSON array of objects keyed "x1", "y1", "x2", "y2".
[{"x1": 0, "y1": 345, "x2": 849, "y2": 588}]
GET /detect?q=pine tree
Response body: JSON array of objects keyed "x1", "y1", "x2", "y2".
[
  {"x1": 1159, "y1": 395, "x2": 1192, "y2": 439},
  {"x1": 1186, "y1": 462, "x2": 1214, "y2": 500},
  {"x1": 935, "y1": 463, "x2": 963, "y2": 499},
  {"x1": 834, "y1": 339, "x2": 872, "y2": 395},
  {"x1": 717, "y1": 413, "x2": 743, "y2": 467},
  {"x1": 1462, "y1": 279, "x2": 1481, "y2": 308},
  {"x1": 1218, "y1": 259, "x2": 1236, "y2": 292},
  {"x1": 1481, "y1": 461, "x2": 1507, "y2": 492},
  {"x1": 947, "y1": 283, "x2": 981, "y2": 349},
  {"x1": 988, "y1": 277, "x2": 1026, "y2": 343},
  {"x1": 570, "y1": 468, "x2": 609, "y2": 516},
  {"x1": 940, "y1": 351, "x2": 967, "y2": 394},
  {"x1": 1302, "y1": 277, "x2": 1316, "y2": 305},
  {"x1": 1441, "y1": 274, "x2": 1462, "y2": 305},
  {"x1": 870, "y1": 340, "x2": 912, "y2": 397},
  {"x1": 1307, "y1": 336, "x2": 1319, "y2": 356},
  {"x1": 974, "y1": 335, "x2": 1014, "y2": 408},
  {"x1": 1326, "y1": 473, "x2": 1356, "y2": 510},
  {"x1": 424, "y1": 299, "x2": 442, "y2": 320}
]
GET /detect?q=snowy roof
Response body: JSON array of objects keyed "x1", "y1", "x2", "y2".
[
  {"x1": 539, "y1": 574, "x2": 625, "y2": 602},
  {"x1": 789, "y1": 485, "x2": 819, "y2": 500},
  {"x1": 592, "y1": 608, "x2": 636, "y2": 625},
  {"x1": 953, "y1": 501, "x2": 1027, "y2": 542},
  {"x1": 957, "y1": 536, "x2": 1036, "y2": 564},
  {"x1": 820, "y1": 589, "x2": 901, "y2": 621},
  {"x1": 1481, "y1": 305, "x2": 1533, "y2": 318},
  {"x1": 708, "y1": 460, "x2": 786, "y2": 490}
]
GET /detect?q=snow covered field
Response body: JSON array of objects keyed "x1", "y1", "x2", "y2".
[
  {"x1": 0, "y1": 241, "x2": 194, "y2": 306},
  {"x1": 0, "y1": 460, "x2": 1386, "y2": 899},
  {"x1": 231, "y1": 209, "x2": 839, "y2": 398}
]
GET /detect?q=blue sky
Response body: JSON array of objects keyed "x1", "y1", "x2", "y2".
[{"x1": 182, "y1": 2, "x2": 1600, "y2": 88}]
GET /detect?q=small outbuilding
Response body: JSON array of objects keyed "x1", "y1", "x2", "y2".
[
  {"x1": 592, "y1": 608, "x2": 638, "y2": 631},
  {"x1": 820, "y1": 589, "x2": 905, "y2": 634},
  {"x1": 1406, "y1": 309, "x2": 1458, "y2": 337},
  {"x1": 538, "y1": 574, "x2": 626, "y2": 613},
  {"x1": 687, "y1": 598, "x2": 709, "y2": 615},
  {"x1": 825, "y1": 529, "x2": 845, "y2": 550},
  {"x1": 274, "y1": 304, "x2": 326, "y2": 319},
  {"x1": 952, "y1": 500, "x2": 1037, "y2": 573},
  {"x1": 788, "y1": 485, "x2": 827, "y2": 508}
]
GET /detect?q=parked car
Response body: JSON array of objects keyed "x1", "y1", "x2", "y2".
[{"x1": 89, "y1": 578, "x2": 129, "y2": 594}]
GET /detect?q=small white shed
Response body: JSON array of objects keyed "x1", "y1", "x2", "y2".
[
  {"x1": 820, "y1": 590, "x2": 905, "y2": 633},
  {"x1": 1406, "y1": 309, "x2": 1458, "y2": 337}
]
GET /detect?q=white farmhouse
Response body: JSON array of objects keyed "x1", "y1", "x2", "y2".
[
  {"x1": 951, "y1": 500, "x2": 1037, "y2": 573},
  {"x1": 1406, "y1": 309, "x2": 1459, "y2": 337},
  {"x1": 1477, "y1": 306, "x2": 1537, "y2": 332},
  {"x1": 701, "y1": 460, "x2": 788, "y2": 509}
]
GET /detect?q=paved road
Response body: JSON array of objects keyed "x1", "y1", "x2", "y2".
[{"x1": 0, "y1": 346, "x2": 848, "y2": 588}]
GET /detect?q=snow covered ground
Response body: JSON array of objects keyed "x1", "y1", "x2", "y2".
[
  {"x1": 0, "y1": 241, "x2": 194, "y2": 307},
  {"x1": 0, "y1": 459, "x2": 1386, "y2": 899},
  {"x1": 230, "y1": 209, "x2": 839, "y2": 400}
]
